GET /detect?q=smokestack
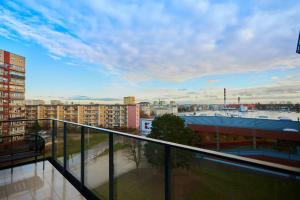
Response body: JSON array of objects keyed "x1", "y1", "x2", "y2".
[
  {"x1": 224, "y1": 88, "x2": 226, "y2": 108},
  {"x1": 238, "y1": 97, "x2": 240, "y2": 105}
]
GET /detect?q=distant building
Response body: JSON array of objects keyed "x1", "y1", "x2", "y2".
[
  {"x1": 138, "y1": 102, "x2": 151, "y2": 117},
  {"x1": 127, "y1": 104, "x2": 140, "y2": 129},
  {"x1": 25, "y1": 103, "x2": 140, "y2": 129},
  {"x1": 170, "y1": 100, "x2": 176, "y2": 105},
  {"x1": 50, "y1": 100, "x2": 63, "y2": 105},
  {"x1": 25, "y1": 100, "x2": 45, "y2": 105},
  {"x1": 123, "y1": 96, "x2": 136, "y2": 105},
  {"x1": 151, "y1": 100, "x2": 178, "y2": 116},
  {"x1": 152, "y1": 106, "x2": 178, "y2": 116},
  {"x1": 159, "y1": 100, "x2": 166, "y2": 106},
  {"x1": 183, "y1": 115, "x2": 300, "y2": 166}
]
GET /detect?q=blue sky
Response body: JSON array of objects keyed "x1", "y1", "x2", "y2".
[{"x1": 0, "y1": 0, "x2": 300, "y2": 103}]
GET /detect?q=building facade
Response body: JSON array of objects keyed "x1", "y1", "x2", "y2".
[
  {"x1": 138, "y1": 102, "x2": 151, "y2": 117},
  {"x1": 0, "y1": 50, "x2": 26, "y2": 136},
  {"x1": 25, "y1": 103, "x2": 140, "y2": 129},
  {"x1": 151, "y1": 101, "x2": 178, "y2": 116},
  {"x1": 127, "y1": 105, "x2": 140, "y2": 129},
  {"x1": 183, "y1": 116, "x2": 300, "y2": 166},
  {"x1": 123, "y1": 96, "x2": 136, "y2": 105}
]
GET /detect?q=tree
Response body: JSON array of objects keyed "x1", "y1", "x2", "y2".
[
  {"x1": 125, "y1": 140, "x2": 143, "y2": 169},
  {"x1": 144, "y1": 114, "x2": 198, "y2": 168},
  {"x1": 27, "y1": 121, "x2": 42, "y2": 134}
]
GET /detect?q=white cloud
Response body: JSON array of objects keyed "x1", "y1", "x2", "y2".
[{"x1": 0, "y1": 0, "x2": 299, "y2": 84}]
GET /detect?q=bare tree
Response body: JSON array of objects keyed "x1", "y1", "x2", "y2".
[{"x1": 125, "y1": 140, "x2": 143, "y2": 169}]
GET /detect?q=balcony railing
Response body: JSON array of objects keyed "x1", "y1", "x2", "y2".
[{"x1": 0, "y1": 118, "x2": 300, "y2": 200}]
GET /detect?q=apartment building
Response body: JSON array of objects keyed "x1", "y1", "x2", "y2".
[
  {"x1": 151, "y1": 100, "x2": 178, "y2": 116},
  {"x1": 25, "y1": 103, "x2": 140, "y2": 129},
  {"x1": 103, "y1": 104, "x2": 128, "y2": 128},
  {"x1": 25, "y1": 99, "x2": 45, "y2": 105},
  {"x1": 123, "y1": 96, "x2": 136, "y2": 104},
  {"x1": 0, "y1": 50, "x2": 26, "y2": 136},
  {"x1": 63, "y1": 104, "x2": 82, "y2": 124},
  {"x1": 128, "y1": 105, "x2": 139, "y2": 129},
  {"x1": 138, "y1": 102, "x2": 151, "y2": 116}
]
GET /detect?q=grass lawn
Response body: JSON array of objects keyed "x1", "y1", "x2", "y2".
[
  {"x1": 55, "y1": 133, "x2": 108, "y2": 157},
  {"x1": 92, "y1": 159, "x2": 300, "y2": 200}
]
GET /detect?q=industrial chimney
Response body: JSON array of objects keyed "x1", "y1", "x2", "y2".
[{"x1": 224, "y1": 88, "x2": 226, "y2": 108}]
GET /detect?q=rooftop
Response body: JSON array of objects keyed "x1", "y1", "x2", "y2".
[{"x1": 182, "y1": 116, "x2": 300, "y2": 132}]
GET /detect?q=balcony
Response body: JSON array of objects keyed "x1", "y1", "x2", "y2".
[
  {"x1": 0, "y1": 119, "x2": 300, "y2": 200},
  {"x1": 0, "y1": 161, "x2": 86, "y2": 199}
]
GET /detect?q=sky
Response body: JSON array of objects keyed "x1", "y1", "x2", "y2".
[{"x1": 0, "y1": 0, "x2": 300, "y2": 104}]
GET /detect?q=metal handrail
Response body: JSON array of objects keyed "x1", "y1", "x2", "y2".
[
  {"x1": 1, "y1": 118, "x2": 300, "y2": 200},
  {"x1": 54, "y1": 118, "x2": 300, "y2": 175},
  {"x1": 1, "y1": 118, "x2": 299, "y2": 176}
]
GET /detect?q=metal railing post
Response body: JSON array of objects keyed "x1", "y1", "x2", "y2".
[
  {"x1": 216, "y1": 126, "x2": 220, "y2": 151},
  {"x1": 63, "y1": 122, "x2": 68, "y2": 171},
  {"x1": 80, "y1": 126, "x2": 85, "y2": 188},
  {"x1": 165, "y1": 146, "x2": 171, "y2": 200},
  {"x1": 10, "y1": 136, "x2": 13, "y2": 174},
  {"x1": 52, "y1": 120, "x2": 56, "y2": 160},
  {"x1": 109, "y1": 132, "x2": 114, "y2": 200},
  {"x1": 35, "y1": 134, "x2": 38, "y2": 162}
]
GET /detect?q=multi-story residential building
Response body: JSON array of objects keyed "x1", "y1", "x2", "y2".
[
  {"x1": 127, "y1": 104, "x2": 140, "y2": 129},
  {"x1": 50, "y1": 100, "x2": 63, "y2": 105},
  {"x1": 64, "y1": 104, "x2": 82, "y2": 124},
  {"x1": 26, "y1": 105, "x2": 41, "y2": 120},
  {"x1": 81, "y1": 104, "x2": 100, "y2": 126},
  {"x1": 25, "y1": 99, "x2": 45, "y2": 105},
  {"x1": 103, "y1": 104, "x2": 128, "y2": 128},
  {"x1": 25, "y1": 103, "x2": 140, "y2": 129},
  {"x1": 123, "y1": 96, "x2": 136, "y2": 104},
  {"x1": 42, "y1": 105, "x2": 64, "y2": 120},
  {"x1": 0, "y1": 50, "x2": 26, "y2": 136},
  {"x1": 151, "y1": 100, "x2": 178, "y2": 116},
  {"x1": 138, "y1": 102, "x2": 151, "y2": 117}
]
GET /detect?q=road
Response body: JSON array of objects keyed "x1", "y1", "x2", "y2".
[{"x1": 61, "y1": 139, "x2": 138, "y2": 188}]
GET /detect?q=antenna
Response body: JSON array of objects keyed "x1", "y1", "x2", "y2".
[{"x1": 297, "y1": 31, "x2": 300, "y2": 54}]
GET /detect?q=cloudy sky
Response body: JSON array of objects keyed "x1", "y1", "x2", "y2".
[{"x1": 1, "y1": 0, "x2": 300, "y2": 104}]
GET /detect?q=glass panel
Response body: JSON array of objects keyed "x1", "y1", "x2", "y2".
[
  {"x1": 66, "y1": 123, "x2": 81, "y2": 179},
  {"x1": 38, "y1": 120, "x2": 52, "y2": 157},
  {"x1": 84, "y1": 128, "x2": 109, "y2": 199},
  {"x1": 201, "y1": 119, "x2": 300, "y2": 168},
  {"x1": 0, "y1": 120, "x2": 49, "y2": 167},
  {"x1": 55, "y1": 121, "x2": 64, "y2": 165},
  {"x1": 31, "y1": 119, "x2": 52, "y2": 157},
  {"x1": 0, "y1": 122, "x2": 13, "y2": 158},
  {"x1": 111, "y1": 135, "x2": 164, "y2": 200},
  {"x1": 171, "y1": 147, "x2": 300, "y2": 200},
  {"x1": 197, "y1": 128, "x2": 218, "y2": 151}
]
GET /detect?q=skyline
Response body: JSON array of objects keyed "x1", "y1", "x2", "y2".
[{"x1": 1, "y1": 0, "x2": 300, "y2": 104}]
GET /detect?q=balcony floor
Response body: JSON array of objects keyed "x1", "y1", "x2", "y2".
[{"x1": 0, "y1": 161, "x2": 86, "y2": 200}]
